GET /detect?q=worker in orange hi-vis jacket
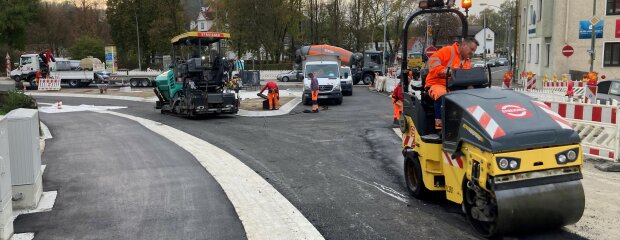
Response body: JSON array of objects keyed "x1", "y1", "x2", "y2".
[
  {"x1": 259, "y1": 81, "x2": 279, "y2": 110},
  {"x1": 309, "y1": 72, "x2": 319, "y2": 113},
  {"x1": 424, "y1": 37, "x2": 478, "y2": 129},
  {"x1": 391, "y1": 82, "x2": 403, "y2": 127}
]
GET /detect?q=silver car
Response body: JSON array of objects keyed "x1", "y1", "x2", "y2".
[
  {"x1": 497, "y1": 58, "x2": 509, "y2": 66},
  {"x1": 276, "y1": 70, "x2": 303, "y2": 82}
]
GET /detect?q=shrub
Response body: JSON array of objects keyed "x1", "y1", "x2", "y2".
[{"x1": 0, "y1": 90, "x2": 37, "y2": 115}]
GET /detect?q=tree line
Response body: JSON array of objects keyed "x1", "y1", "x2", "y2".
[{"x1": 0, "y1": 0, "x2": 513, "y2": 71}]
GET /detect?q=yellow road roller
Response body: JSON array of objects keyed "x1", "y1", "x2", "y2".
[{"x1": 398, "y1": 1, "x2": 585, "y2": 237}]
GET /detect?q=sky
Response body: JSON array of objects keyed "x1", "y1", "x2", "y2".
[{"x1": 466, "y1": 0, "x2": 509, "y2": 15}]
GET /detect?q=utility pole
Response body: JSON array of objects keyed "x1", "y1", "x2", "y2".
[
  {"x1": 513, "y1": 0, "x2": 519, "y2": 76},
  {"x1": 483, "y1": 14, "x2": 487, "y2": 64},
  {"x1": 589, "y1": 0, "x2": 596, "y2": 72},
  {"x1": 134, "y1": 11, "x2": 141, "y2": 71},
  {"x1": 382, "y1": 0, "x2": 387, "y2": 75}
]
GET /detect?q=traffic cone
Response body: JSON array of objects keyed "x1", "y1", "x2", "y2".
[{"x1": 57, "y1": 98, "x2": 62, "y2": 109}]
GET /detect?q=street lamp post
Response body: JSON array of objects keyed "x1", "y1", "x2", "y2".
[{"x1": 382, "y1": 0, "x2": 387, "y2": 75}]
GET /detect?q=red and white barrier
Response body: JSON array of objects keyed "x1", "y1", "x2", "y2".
[
  {"x1": 37, "y1": 77, "x2": 61, "y2": 91},
  {"x1": 543, "y1": 100, "x2": 620, "y2": 162}
]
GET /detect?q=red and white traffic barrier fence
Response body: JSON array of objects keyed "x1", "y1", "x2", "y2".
[
  {"x1": 543, "y1": 99, "x2": 620, "y2": 162},
  {"x1": 37, "y1": 77, "x2": 61, "y2": 91}
]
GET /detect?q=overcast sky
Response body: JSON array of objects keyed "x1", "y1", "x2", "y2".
[{"x1": 467, "y1": 0, "x2": 509, "y2": 15}]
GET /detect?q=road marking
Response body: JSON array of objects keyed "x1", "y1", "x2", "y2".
[
  {"x1": 40, "y1": 122, "x2": 52, "y2": 139},
  {"x1": 340, "y1": 174, "x2": 409, "y2": 203},
  {"x1": 103, "y1": 111, "x2": 324, "y2": 240},
  {"x1": 10, "y1": 233, "x2": 34, "y2": 240},
  {"x1": 38, "y1": 103, "x2": 127, "y2": 113}
]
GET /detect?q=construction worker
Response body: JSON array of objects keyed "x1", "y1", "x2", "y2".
[
  {"x1": 259, "y1": 81, "x2": 279, "y2": 110},
  {"x1": 392, "y1": 81, "x2": 403, "y2": 127},
  {"x1": 309, "y1": 72, "x2": 319, "y2": 113},
  {"x1": 425, "y1": 37, "x2": 478, "y2": 129}
]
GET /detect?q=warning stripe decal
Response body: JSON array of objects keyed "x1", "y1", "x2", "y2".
[
  {"x1": 532, "y1": 101, "x2": 573, "y2": 130},
  {"x1": 467, "y1": 106, "x2": 506, "y2": 139}
]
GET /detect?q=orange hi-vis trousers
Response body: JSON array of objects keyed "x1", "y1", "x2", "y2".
[
  {"x1": 392, "y1": 97, "x2": 402, "y2": 120},
  {"x1": 311, "y1": 90, "x2": 319, "y2": 111},
  {"x1": 268, "y1": 89, "x2": 279, "y2": 109}
]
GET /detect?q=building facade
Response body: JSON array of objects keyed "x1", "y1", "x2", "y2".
[{"x1": 518, "y1": 0, "x2": 620, "y2": 87}]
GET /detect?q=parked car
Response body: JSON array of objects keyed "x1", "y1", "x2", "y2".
[
  {"x1": 276, "y1": 70, "x2": 303, "y2": 82},
  {"x1": 473, "y1": 60, "x2": 485, "y2": 68},
  {"x1": 486, "y1": 59, "x2": 497, "y2": 67},
  {"x1": 497, "y1": 58, "x2": 509, "y2": 66},
  {"x1": 596, "y1": 79, "x2": 620, "y2": 104}
]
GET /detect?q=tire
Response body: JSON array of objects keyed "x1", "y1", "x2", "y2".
[
  {"x1": 130, "y1": 79, "x2": 139, "y2": 87},
  {"x1": 334, "y1": 96, "x2": 343, "y2": 105},
  {"x1": 68, "y1": 79, "x2": 80, "y2": 88},
  {"x1": 404, "y1": 156, "x2": 429, "y2": 199},
  {"x1": 140, "y1": 79, "x2": 150, "y2": 87},
  {"x1": 353, "y1": 79, "x2": 361, "y2": 85},
  {"x1": 464, "y1": 180, "x2": 499, "y2": 238},
  {"x1": 282, "y1": 76, "x2": 289, "y2": 82},
  {"x1": 362, "y1": 74, "x2": 374, "y2": 85},
  {"x1": 12, "y1": 76, "x2": 21, "y2": 82}
]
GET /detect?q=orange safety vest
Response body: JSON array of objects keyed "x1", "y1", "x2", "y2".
[{"x1": 424, "y1": 42, "x2": 472, "y2": 88}]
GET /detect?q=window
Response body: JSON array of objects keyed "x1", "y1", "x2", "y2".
[
  {"x1": 604, "y1": 42, "x2": 620, "y2": 66},
  {"x1": 528, "y1": 44, "x2": 531, "y2": 63},
  {"x1": 609, "y1": 82, "x2": 620, "y2": 95},
  {"x1": 538, "y1": 0, "x2": 543, "y2": 22},
  {"x1": 200, "y1": 22, "x2": 205, "y2": 30},
  {"x1": 522, "y1": 44, "x2": 525, "y2": 63},
  {"x1": 546, "y1": 43, "x2": 551, "y2": 67},
  {"x1": 522, "y1": 7, "x2": 526, "y2": 26},
  {"x1": 598, "y1": 81, "x2": 611, "y2": 94},
  {"x1": 607, "y1": 0, "x2": 620, "y2": 15},
  {"x1": 535, "y1": 44, "x2": 540, "y2": 64}
]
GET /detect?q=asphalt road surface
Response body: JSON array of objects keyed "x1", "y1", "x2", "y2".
[
  {"x1": 14, "y1": 112, "x2": 245, "y2": 239},
  {"x1": 29, "y1": 86, "x2": 586, "y2": 239}
]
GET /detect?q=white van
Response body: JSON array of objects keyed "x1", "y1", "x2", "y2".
[{"x1": 302, "y1": 55, "x2": 343, "y2": 105}]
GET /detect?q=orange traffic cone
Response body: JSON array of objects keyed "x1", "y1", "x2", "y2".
[{"x1": 57, "y1": 98, "x2": 62, "y2": 109}]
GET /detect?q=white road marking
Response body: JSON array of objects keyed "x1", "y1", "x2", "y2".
[
  {"x1": 38, "y1": 103, "x2": 127, "y2": 113},
  {"x1": 340, "y1": 174, "x2": 409, "y2": 203},
  {"x1": 103, "y1": 111, "x2": 324, "y2": 240}
]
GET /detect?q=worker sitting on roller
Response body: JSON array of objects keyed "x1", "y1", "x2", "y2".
[
  {"x1": 258, "y1": 81, "x2": 279, "y2": 110},
  {"x1": 425, "y1": 37, "x2": 478, "y2": 129}
]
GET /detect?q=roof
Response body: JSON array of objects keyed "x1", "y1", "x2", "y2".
[
  {"x1": 449, "y1": 25, "x2": 490, "y2": 37},
  {"x1": 406, "y1": 37, "x2": 423, "y2": 50},
  {"x1": 171, "y1": 32, "x2": 230, "y2": 45}
]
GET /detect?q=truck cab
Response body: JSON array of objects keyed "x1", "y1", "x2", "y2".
[
  {"x1": 302, "y1": 55, "x2": 343, "y2": 105},
  {"x1": 340, "y1": 66, "x2": 353, "y2": 96}
]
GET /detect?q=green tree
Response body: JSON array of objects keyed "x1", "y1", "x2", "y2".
[
  {"x1": 69, "y1": 36, "x2": 105, "y2": 60},
  {"x1": 0, "y1": 0, "x2": 40, "y2": 49}
]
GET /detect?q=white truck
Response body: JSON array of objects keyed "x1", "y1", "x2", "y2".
[
  {"x1": 302, "y1": 55, "x2": 343, "y2": 105},
  {"x1": 107, "y1": 70, "x2": 162, "y2": 87},
  {"x1": 10, "y1": 54, "x2": 107, "y2": 88}
]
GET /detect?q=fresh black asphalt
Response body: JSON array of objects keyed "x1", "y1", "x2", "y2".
[{"x1": 25, "y1": 83, "x2": 585, "y2": 240}]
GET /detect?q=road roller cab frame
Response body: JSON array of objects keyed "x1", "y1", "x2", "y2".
[
  {"x1": 399, "y1": 1, "x2": 585, "y2": 237},
  {"x1": 154, "y1": 32, "x2": 239, "y2": 117}
]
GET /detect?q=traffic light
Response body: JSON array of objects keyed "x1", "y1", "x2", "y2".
[{"x1": 462, "y1": 0, "x2": 472, "y2": 9}]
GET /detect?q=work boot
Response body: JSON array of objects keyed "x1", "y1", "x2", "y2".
[{"x1": 312, "y1": 109, "x2": 319, "y2": 113}]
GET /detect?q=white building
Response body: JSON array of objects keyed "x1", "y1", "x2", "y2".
[
  {"x1": 190, "y1": 6, "x2": 215, "y2": 32},
  {"x1": 475, "y1": 27, "x2": 496, "y2": 56},
  {"x1": 517, "y1": 0, "x2": 620, "y2": 86}
]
